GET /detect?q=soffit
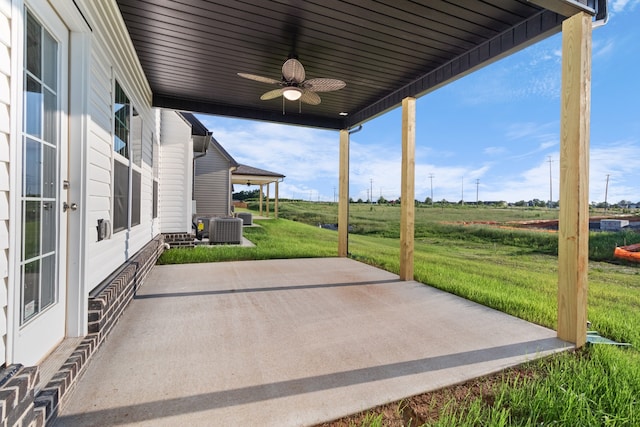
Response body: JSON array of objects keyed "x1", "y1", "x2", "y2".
[{"x1": 116, "y1": 0, "x2": 596, "y2": 129}]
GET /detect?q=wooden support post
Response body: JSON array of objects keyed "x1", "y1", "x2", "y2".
[
  {"x1": 400, "y1": 97, "x2": 416, "y2": 281},
  {"x1": 266, "y1": 183, "x2": 270, "y2": 217},
  {"x1": 259, "y1": 184, "x2": 263, "y2": 216},
  {"x1": 275, "y1": 180, "x2": 279, "y2": 219},
  {"x1": 338, "y1": 129, "x2": 349, "y2": 257},
  {"x1": 557, "y1": 12, "x2": 592, "y2": 348}
]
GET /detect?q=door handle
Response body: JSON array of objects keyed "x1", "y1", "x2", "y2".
[{"x1": 63, "y1": 202, "x2": 78, "y2": 212}]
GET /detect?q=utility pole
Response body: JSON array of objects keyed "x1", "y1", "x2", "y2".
[
  {"x1": 475, "y1": 179, "x2": 480, "y2": 206},
  {"x1": 370, "y1": 178, "x2": 373, "y2": 204},
  {"x1": 547, "y1": 156, "x2": 553, "y2": 208},
  {"x1": 333, "y1": 186, "x2": 336, "y2": 203},
  {"x1": 604, "y1": 174, "x2": 610, "y2": 213},
  {"x1": 461, "y1": 177, "x2": 464, "y2": 205},
  {"x1": 428, "y1": 173, "x2": 434, "y2": 205}
]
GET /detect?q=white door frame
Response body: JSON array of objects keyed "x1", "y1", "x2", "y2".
[{"x1": 50, "y1": 0, "x2": 92, "y2": 339}]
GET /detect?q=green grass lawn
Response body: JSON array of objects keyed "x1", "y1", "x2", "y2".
[{"x1": 159, "y1": 203, "x2": 640, "y2": 426}]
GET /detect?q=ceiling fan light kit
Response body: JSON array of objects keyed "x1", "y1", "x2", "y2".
[
  {"x1": 238, "y1": 57, "x2": 345, "y2": 111},
  {"x1": 282, "y1": 86, "x2": 303, "y2": 101}
]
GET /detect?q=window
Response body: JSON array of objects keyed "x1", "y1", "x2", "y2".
[
  {"x1": 152, "y1": 132, "x2": 158, "y2": 219},
  {"x1": 130, "y1": 108, "x2": 142, "y2": 166},
  {"x1": 113, "y1": 161, "x2": 128, "y2": 232},
  {"x1": 114, "y1": 83, "x2": 129, "y2": 158},
  {"x1": 113, "y1": 81, "x2": 141, "y2": 232},
  {"x1": 152, "y1": 180, "x2": 158, "y2": 219},
  {"x1": 131, "y1": 170, "x2": 141, "y2": 226}
]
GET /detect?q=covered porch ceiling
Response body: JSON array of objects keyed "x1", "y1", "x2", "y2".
[{"x1": 115, "y1": 0, "x2": 604, "y2": 130}]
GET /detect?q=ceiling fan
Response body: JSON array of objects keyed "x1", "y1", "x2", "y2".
[{"x1": 237, "y1": 57, "x2": 346, "y2": 106}]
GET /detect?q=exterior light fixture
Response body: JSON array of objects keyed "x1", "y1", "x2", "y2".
[
  {"x1": 282, "y1": 87, "x2": 302, "y2": 101},
  {"x1": 339, "y1": 112, "x2": 348, "y2": 116}
]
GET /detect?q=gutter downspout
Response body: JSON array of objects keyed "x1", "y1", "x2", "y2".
[{"x1": 191, "y1": 133, "x2": 211, "y2": 203}]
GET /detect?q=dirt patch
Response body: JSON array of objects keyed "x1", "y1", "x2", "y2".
[{"x1": 313, "y1": 364, "x2": 544, "y2": 427}]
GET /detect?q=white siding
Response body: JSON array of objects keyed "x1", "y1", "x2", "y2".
[
  {"x1": 0, "y1": 0, "x2": 11, "y2": 367},
  {"x1": 2, "y1": 0, "x2": 163, "y2": 364},
  {"x1": 194, "y1": 145, "x2": 232, "y2": 217},
  {"x1": 77, "y1": 0, "x2": 159, "y2": 291},
  {"x1": 159, "y1": 110, "x2": 193, "y2": 233}
]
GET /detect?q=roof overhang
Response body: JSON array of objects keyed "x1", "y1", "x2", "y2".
[
  {"x1": 232, "y1": 175, "x2": 282, "y2": 186},
  {"x1": 232, "y1": 164, "x2": 285, "y2": 186},
  {"x1": 116, "y1": 0, "x2": 602, "y2": 130}
]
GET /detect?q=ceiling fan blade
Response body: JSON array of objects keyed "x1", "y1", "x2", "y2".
[
  {"x1": 300, "y1": 90, "x2": 321, "y2": 105},
  {"x1": 237, "y1": 73, "x2": 280, "y2": 85},
  {"x1": 260, "y1": 88, "x2": 284, "y2": 100},
  {"x1": 302, "y1": 78, "x2": 346, "y2": 92},
  {"x1": 282, "y1": 58, "x2": 305, "y2": 83}
]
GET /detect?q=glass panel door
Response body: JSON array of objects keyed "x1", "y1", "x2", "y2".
[
  {"x1": 21, "y1": 9, "x2": 59, "y2": 324},
  {"x1": 14, "y1": 0, "x2": 69, "y2": 367}
]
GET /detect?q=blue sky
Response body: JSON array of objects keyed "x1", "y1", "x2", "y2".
[{"x1": 197, "y1": 1, "x2": 640, "y2": 204}]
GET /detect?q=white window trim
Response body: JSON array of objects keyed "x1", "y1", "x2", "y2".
[{"x1": 112, "y1": 81, "x2": 143, "y2": 233}]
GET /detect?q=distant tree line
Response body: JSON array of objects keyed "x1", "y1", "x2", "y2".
[{"x1": 233, "y1": 189, "x2": 261, "y2": 201}]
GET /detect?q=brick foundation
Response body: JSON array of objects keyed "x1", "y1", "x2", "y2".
[
  {"x1": 27, "y1": 234, "x2": 165, "y2": 425},
  {"x1": 163, "y1": 232, "x2": 195, "y2": 248},
  {"x1": 0, "y1": 365, "x2": 44, "y2": 427}
]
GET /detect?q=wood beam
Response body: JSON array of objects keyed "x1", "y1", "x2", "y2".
[
  {"x1": 338, "y1": 129, "x2": 349, "y2": 257},
  {"x1": 266, "y1": 183, "x2": 270, "y2": 217},
  {"x1": 275, "y1": 181, "x2": 279, "y2": 219},
  {"x1": 557, "y1": 12, "x2": 592, "y2": 348},
  {"x1": 400, "y1": 97, "x2": 416, "y2": 281}
]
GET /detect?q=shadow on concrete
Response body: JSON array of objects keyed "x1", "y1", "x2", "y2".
[
  {"x1": 55, "y1": 337, "x2": 563, "y2": 426},
  {"x1": 134, "y1": 278, "x2": 400, "y2": 299}
]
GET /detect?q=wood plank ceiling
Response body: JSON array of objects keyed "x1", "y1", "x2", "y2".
[{"x1": 115, "y1": 0, "x2": 599, "y2": 130}]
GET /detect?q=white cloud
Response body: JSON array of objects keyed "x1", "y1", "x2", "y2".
[
  {"x1": 454, "y1": 37, "x2": 563, "y2": 105},
  {"x1": 503, "y1": 121, "x2": 559, "y2": 160},
  {"x1": 506, "y1": 121, "x2": 557, "y2": 142},
  {"x1": 612, "y1": 0, "x2": 630, "y2": 12},
  {"x1": 589, "y1": 141, "x2": 640, "y2": 203},
  {"x1": 593, "y1": 38, "x2": 616, "y2": 59},
  {"x1": 484, "y1": 146, "x2": 506, "y2": 156},
  {"x1": 199, "y1": 118, "x2": 339, "y2": 182},
  {"x1": 611, "y1": 0, "x2": 640, "y2": 12},
  {"x1": 539, "y1": 141, "x2": 558, "y2": 151}
]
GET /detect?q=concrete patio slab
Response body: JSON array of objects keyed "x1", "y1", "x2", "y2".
[{"x1": 55, "y1": 258, "x2": 570, "y2": 426}]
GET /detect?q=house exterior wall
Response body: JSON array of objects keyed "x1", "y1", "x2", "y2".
[
  {"x1": 194, "y1": 144, "x2": 232, "y2": 217},
  {"x1": 0, "y1": 0, "x2": 193, "y2": 420},
  {"x1": 158, "y1": 109, "x2": 193, "y2": 233},
  {"x1": 0, "y1": 0, "x2": 12, "y2": 366},
  {"x1": 2, "y1": 0, "x2": 163, "y2": 369},
  {"x1": 80, "y1": 0, "x2": 158, "y2": 292}
]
